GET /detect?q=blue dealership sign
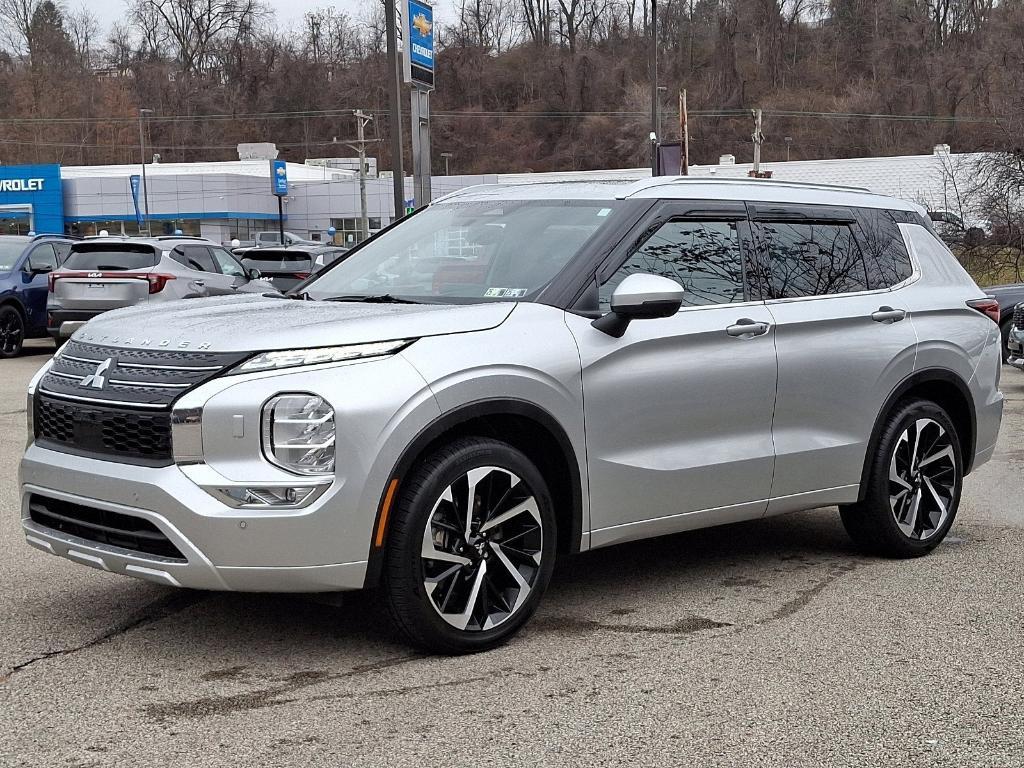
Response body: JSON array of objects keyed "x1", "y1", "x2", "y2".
[
  {"x1": 406, "y1": 0, "x2": 434, "y2": 88},
  {"x1": 0, "y1": 164, "x2": 63, "y2": 234},
  {"x1": 129, "y1": 175, "x2": 143, "y2": 227},
  {"x1": 270, "y1": 159, "x2": 288, "y2": 196}
]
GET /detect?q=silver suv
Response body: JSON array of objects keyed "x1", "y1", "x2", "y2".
[
  {"x1": 47, "y1": 236, "x2": 277, "y2": 340},
  {"x1": 20, "y1": 179, "x2": 1004, "y2": 654}
]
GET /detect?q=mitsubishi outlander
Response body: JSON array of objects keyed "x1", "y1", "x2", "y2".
[{"x1": 19, "y1": 178, "x2": 1004, "y2": 653}]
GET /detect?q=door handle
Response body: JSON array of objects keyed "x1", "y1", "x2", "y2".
[
  {"x1": 871, "y1": 306, "x2": 906, "y2": 324},
  {"x1": 726, "y1": 318, "x2": 771, "y2": 338},
  {"x1": 193, "y1": 279, "x2": 205, "y2": 287}
]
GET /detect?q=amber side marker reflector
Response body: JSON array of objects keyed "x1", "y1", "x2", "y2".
[{"x1": 375, "y1": 479, "x2": 400, "y2": 548}]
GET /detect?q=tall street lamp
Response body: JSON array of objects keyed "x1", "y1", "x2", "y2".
[{"x1": 138, "y1": 108, "x2": 154, "y2": 236}]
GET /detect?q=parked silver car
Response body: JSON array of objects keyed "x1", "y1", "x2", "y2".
[
  {"x1": 46, "y1": 236, "x2": 277, "y2": 340},
  {"x1": 20, "y1": 179, "x2": 1003, "y2": 653}
]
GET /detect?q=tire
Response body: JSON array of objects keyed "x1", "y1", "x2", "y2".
[
  {"x1": 0, "y1": 305, "x2": 25, "y2": 358},
  {"x1": 382, "y1": 436, "x2": 557, "y2": 654},
  {"x1": 840, "y1": 398, "x2": 963, "y2": 558}
]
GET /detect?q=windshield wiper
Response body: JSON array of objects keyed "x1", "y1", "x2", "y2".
[{"x1": 321, "y1": 294, "x2": 422, "y2": 304}]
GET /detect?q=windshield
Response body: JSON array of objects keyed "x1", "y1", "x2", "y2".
[
  {"x1": 64, "y1": 245, "x2": 159, "y2": 271},
  {"x1": 304, "y1": 199, "x2": 623, "y2": 302},
  {"x1": 0, "y1": 241, "x2": 27, "y2": 271}
]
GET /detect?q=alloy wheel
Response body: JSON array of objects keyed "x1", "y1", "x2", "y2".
[
  {"x1": 0, "y1": 309, "x2": 24, "y2": 356},
  {"x1": 888, "y1": 417, "x2": 958, "y2": 540},
  {"x1": 421, "y1": 466, "x2": 544, "y2": 632}
]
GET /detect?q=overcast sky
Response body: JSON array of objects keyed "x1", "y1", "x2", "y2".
[{"x1": 86, "y1": 0, "x2": 379, "y2": 36}]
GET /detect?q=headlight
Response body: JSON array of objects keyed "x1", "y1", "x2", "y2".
[
  {"x1": 235, "y1": 339, "x2": 413, "y2": 374},
  {"x1": 262, "y1": 394, "x2": 335, "y2": 476}
]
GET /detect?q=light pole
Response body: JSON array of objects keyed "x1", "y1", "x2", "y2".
[
  {"x1": 649, "y1": 0, "x2": 658, "y2": 173},
  {"x1": 384, "y1": 0, "x2": 405, "y2": 221},
  {"x1": 784, "y1": 136, "x2": 793, "y2": 162},
  {"x1": 138, "y1": 108, "x2": 154, "y2": 236},
  {"x1": 440, "y1": 151, "x2": 453, "y2": 175}
]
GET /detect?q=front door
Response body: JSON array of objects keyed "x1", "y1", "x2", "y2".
[{"x1": 566, "y1": 203, "x2": 779, "y2": 548}]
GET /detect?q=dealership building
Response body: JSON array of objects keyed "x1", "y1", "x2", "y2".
[{"x1": 0, "y1": 145, "x2": 985, "y2": 245}]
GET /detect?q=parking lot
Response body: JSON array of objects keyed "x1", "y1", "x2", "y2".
[{"x1": 0, "y1": 340, "x2": 1021, "y2": 767}]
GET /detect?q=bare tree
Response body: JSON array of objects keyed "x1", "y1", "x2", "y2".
[{"x1": 0, "y1": 0, "x2": 42, "y2": 54}]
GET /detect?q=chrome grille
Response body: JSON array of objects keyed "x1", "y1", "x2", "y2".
[
  {"x1": 1013, "y1": 303, "x2": 1024, "y2": 330},
  {"x1": 39, "y1": 340, "x2": 249, "y2": 407}
]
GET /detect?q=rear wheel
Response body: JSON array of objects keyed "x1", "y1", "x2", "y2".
[
  {"x1": 0, "y1": 305, "x2": 25, "y2": 358},
  {"x1": 383, "y1": 437, "x2": 556, "y2": 654},
  {"x1": 841, "y1": 398, "x2": 962, "y2": 557}
]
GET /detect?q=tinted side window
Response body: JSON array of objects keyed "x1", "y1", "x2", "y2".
[
  {"x1": 600, "y1": 220, "x2": 745, "y2": 310},
  {"x1": 756, "y1": 221, "x2": 868, "y2": 298},
  {"x1": 209, "y1": 246, "x2": 246, "y2": 277},
  {"x1": 28, "y1": 243, "x2": 58, "y2": 271},
  {"x1": 172, "y1": 246, "x2": 216, "y2": 273},
  {"x1": 855, "y1": 209, "x2": 913, "y2": 289}
]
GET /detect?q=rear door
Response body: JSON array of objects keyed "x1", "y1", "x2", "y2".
[
  {"x1": 53, "y1": 244, "x2": 160, "y2": 311},
  {"x1": 567, "y1": 201, "x2": 779, "y2": 547},
  {"x1": 750, "y1": 204, "x2": 919, "y2": 510}
]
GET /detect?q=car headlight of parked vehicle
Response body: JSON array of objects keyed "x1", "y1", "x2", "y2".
[
  {"x1": 235, "y1": 339, "x2": 413, "y2": 374},
  {"x1": 262, "y1": 393, "x2": 336, "y2": 476}
]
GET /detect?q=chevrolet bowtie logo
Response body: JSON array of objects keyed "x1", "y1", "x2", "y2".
[
  {"x1": 412, "y1": 12, "x2": 432, "y2": 37},
  {"x1": 80, "y1": 358, "x2": 112, "y2": 390}
]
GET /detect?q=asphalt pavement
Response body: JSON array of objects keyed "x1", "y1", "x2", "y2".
[{"x1": 2, "y1": 339, "x2": 1023, "y2": 767}]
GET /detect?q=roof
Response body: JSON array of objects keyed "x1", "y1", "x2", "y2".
[
  {"x1": 439, "y1": 176, "x2": 924, "y2": 212},
  {"x1": 60, "y1": 159, "x2": 356, "y2": 182}
]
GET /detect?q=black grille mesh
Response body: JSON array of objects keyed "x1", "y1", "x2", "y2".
[
  {"x1": 1013, "y1": 303, "x2": 1024, "y2": 330},
  {"x1": 35, "y1": 396, "x2": 173, "y2": 465}
]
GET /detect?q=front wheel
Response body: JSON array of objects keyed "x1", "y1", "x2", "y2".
[
  {"x1": 840, "y1": 398, "x2": 963, "y2": 557},
  {"x1": 0, "y1": 305, "x2": 25, "y2": 358},
  {"x1": 383, "y1": 437, "x2": 556, "y2": 654}
]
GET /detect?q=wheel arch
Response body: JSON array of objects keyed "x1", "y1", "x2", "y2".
[
  {"x1": 363, "y1": 398, "x2": 585, "y2": 587},
  {"x1": 0, "y1": 295, "x2": 27, "y2": 319},
  {"x1": 857, "y1": 368, "x2": 977, "y2": 502}
]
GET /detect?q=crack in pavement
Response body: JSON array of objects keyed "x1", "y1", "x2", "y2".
[
  {"x1": 0, "y1": 591, "x2": 206, "y2": 684},
  {"x1": 752, "y1": 561, "x2": 859, "y2": 628},
  {"x1": 531, "y1": 614, "x2": 732, "y2": 637},
  {"x1": 144, "y1": 654, "x2": 426, "y2": 721}
]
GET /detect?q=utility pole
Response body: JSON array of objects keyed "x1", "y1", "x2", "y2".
[
  {"x1": 649, "y1": 0, "x2": 659, "y2": 174},
  {"x1": 752, "y1": 108, "x2": 764, "y2": 175},
  {"x1": 784, "y1": 135, "x2": 793, "y2": 162},
  {"x1": 441, "y1": 151, "x2": 453, "y2": 176},
  {"x1": 352, "y1": 110, "x2": 373, "y2": 242},
  {"x1": 138, "y1": 108, "x2": 153, "y2": 236},
  {"x1": 384, "y1": 0, "x2": 405, "y2": 222},
  {"x1": 680, "y1": 90, "x2": 689, "y2": 176}
]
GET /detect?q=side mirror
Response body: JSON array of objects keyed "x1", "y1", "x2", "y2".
[
  {"x1": 592, "y1": 273, "x2": 685, "y2": 338},
  {"x1": 247, "y1": 267, "x2": 262, "y2": 280}
]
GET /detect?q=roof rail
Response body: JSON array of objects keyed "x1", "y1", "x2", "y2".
[
  {"x1": 29, "y1": 233, "x2": 81, "y2": 241},
  {"x1": 631, "y1": 176, "x2": 871, "y2": 194},
  {"x1": 154, "y1": 235, "x2": 209, "y2": 241}
]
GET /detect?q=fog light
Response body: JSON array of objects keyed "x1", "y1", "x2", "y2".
[{"x1": 212, "y1": 485, "x2": 326, "y2": 509}]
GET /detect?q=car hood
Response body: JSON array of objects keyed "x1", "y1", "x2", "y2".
[{"x1": 71, "y1": 294, "x2": 517, "y2": 352}]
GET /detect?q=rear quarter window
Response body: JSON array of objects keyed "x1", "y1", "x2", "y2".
[
  {"x1": 64, "y1": 245, "x2": 158, "y2": 271},
  {"x1": 855, "y1": 209, "x2": 914, "y2": 289}
]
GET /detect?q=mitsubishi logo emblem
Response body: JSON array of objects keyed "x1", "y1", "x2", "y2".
[{"x1": 80, "y1": 358, "x2": 112, "y2": 389}]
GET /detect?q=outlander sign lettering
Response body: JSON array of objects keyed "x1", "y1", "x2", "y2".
[{"x1": 0, "y1": 178, "x2": 44, "y2": 192}]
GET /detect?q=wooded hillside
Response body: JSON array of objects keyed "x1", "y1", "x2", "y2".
[{"x1": 0, "y1": 0, "x2": 1021, "y2": 173}]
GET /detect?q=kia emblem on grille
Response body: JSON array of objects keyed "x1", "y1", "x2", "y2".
[{"x1": 80, "y1": 358, "x2": 112, "y2": 390}]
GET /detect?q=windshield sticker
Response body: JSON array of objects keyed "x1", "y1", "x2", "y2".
[
  {"x1": 597, "y1": 208, "x2": 612, "y2": 217},
  {"x1": 484, "y1": 287, "x2": 528, "y2": 298}
]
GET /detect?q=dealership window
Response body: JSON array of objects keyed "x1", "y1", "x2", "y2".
[
  {"x1": 229, "y1": 218, "x2": 271, "y2": 241},
  {"x1": 0, "y1": 215, "x2": 31, "y2": 235},
  {"x1": 331, "y1": 217, "x2": 383, "y2": 246}
]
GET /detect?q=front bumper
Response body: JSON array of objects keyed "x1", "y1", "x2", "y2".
[
  {"x1": 20, "y1": 446, "x2": 368, "y2": 591},
  {"x1": 1008, "y1": 328, "x2": 1024, "y2": 370}
]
